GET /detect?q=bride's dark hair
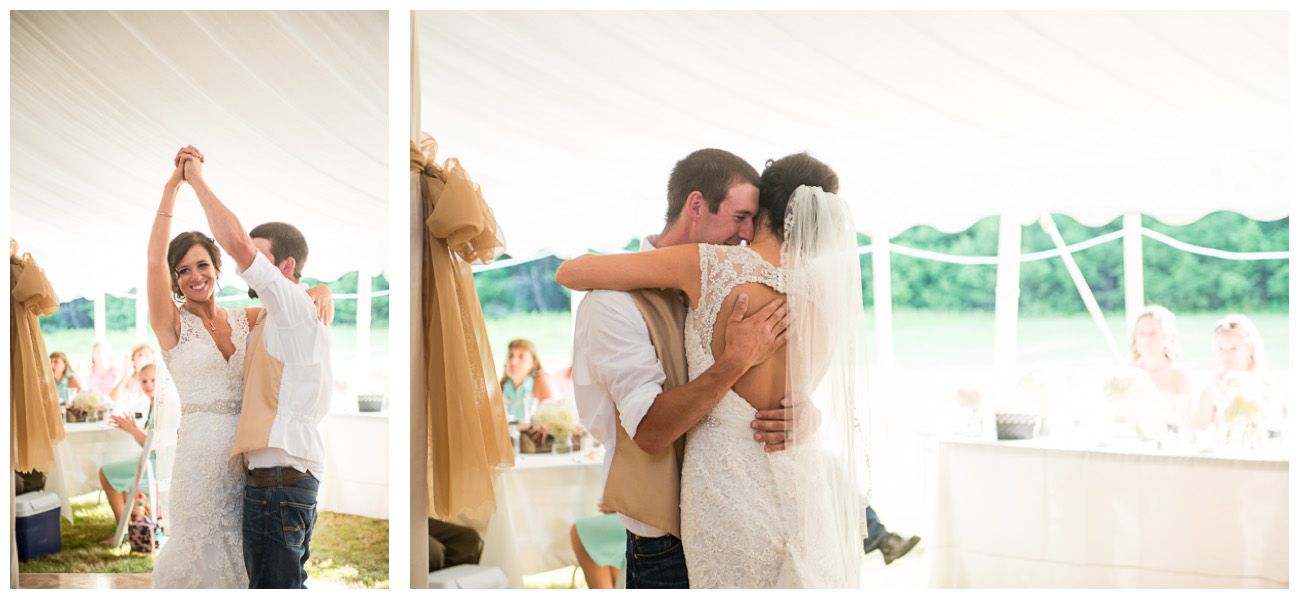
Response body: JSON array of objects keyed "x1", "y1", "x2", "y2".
[
  {"x1": 757, "y1": 153, "x2": 839, "y2": 240},
  {"x1": 167, "y1": 231, "x2": 223, "y2": 303}
]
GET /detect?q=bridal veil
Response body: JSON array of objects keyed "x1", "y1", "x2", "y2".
[{"x1": 780, "y1": 185, "x2": 870, "y2": 587}]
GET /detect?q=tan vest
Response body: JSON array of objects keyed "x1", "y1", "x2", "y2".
[
  {"x1": 230, "y1": 310, "x2": 284, "y2": 459},
  {"x1": 601, "y1": 288, "x2": 690, "y2": 538}
]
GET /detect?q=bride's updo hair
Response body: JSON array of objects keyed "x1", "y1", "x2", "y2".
[
  {"x1": 758, "y1": 153, "x2": 839, "y2": 240},
  {"x1": 167, "y1": 231, "x2": 223, "y2": 303}
]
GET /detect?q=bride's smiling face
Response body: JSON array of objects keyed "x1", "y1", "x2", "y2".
[{"x1": 174, "y1": 245, "x2": 219, "y2": 302}]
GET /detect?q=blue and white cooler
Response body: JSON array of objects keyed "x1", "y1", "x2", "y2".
[{"x1": 15, "y1": 491, "x2": 61, "y2": 561}]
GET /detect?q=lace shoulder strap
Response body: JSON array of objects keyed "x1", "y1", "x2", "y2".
[
  {"x1": 228, "y1": 306, "x2": 250, "y2": 341},
  {"x1": 176, "y1": 306, "x2": 202, "y2": 344}
]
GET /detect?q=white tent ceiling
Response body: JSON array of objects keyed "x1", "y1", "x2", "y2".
[
  {"x1": 418, "y1": 11, "x2": 1287, "y2": 259},
  {"x1": 11, "y1": 10, "x2": 388, "y2": 300}
]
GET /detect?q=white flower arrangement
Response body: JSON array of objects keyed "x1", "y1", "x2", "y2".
[
  {"x1": 71, "y1": 388, "x2": 104, "y2": 414},
  {"x1": 530, "y1": 400, "x2": 583, "y2": 443},
  {"x1": 1216, "y1": 371, "x2": 1267, "y2": 448},
  {"x1": 954, "y1": 388, "x2": 982, "y2": 412},
  {"x1": 1102, "y1": 368, "x2": 1157, "y2": 407}
]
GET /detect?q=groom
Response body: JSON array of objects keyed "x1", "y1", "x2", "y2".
[
  {"x1": 177, "y1": 146, "x2": 333, "y2": 589},
  {"x1": 571, "y1": 148, "x2": 796, "y2": 589}
]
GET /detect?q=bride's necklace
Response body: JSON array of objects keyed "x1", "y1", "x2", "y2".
[
  {"x1": 750, "y1": 240, "x2": 781, "y2": 250},
  {"x1": 187, "y1": 304, "x2": 221, "y2": 331}
]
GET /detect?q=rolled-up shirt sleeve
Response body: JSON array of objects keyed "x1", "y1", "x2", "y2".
[
  {"x1": 237, "y1": 252, "x2": 322, "y2": 364},
  {"x1": 573, "y1": 291, "x2": 665, "y2": 440}
]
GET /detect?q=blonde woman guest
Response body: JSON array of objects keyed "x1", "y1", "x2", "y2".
[
  {"x1": 111, "y1": 343, "x2": 156, "y2": 415},
  {"x1": 1130, "y1": 306, "x2": 1194, "y2": 426},
  {"x1": 1189, "y1": 314, "x2": 1271, "y2": 431},
  {"x1": 500, "y1": 338, "x2": 553, "y2": 426},
  {"x1": 81, "y1": 341, "x2": 123, "y2": 397}
]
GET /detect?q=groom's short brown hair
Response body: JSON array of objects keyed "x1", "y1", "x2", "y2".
[
  {"x1": 249, "y1": 222, "x2": 308, "y2": 282},
  {"x1": 665, "y1": 149, "x2": 761, "y2": 225}
]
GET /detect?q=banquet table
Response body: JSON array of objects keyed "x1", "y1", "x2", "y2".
[
  {"x1": 930, "y1": 437, "x2": 1288, "y2": 588},
  {"x1": 45, "y1": 420, "x2": 148, "y2": 524},
  {"x1": 319, "y1": 410, "x2": 390, "y2": 519},
  {"x1": 477, "y1": 450, "x2": 606, "y2": 588}
]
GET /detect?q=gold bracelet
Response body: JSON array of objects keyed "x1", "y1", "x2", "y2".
[{"x1": 157, "y1": 211, "x2": 173, "y2": 218}]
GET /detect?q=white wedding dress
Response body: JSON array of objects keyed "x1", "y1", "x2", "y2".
[
  {"x1": 679, "y1": 244, "x2": 858, "y2": 589},
  {"x1": 152, "y1": 307, "x2": 250, "y2": 588}
]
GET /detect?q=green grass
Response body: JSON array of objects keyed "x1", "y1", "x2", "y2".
[
  {"x1": 18, "y1": 493, "x2": 154, "y2": 574},
  {"x1": 305, "y1": 511, "x2": 390, "y2": 589},
  {"x1": 19, "y1": 493, "x2": 388, "y2": 589}
]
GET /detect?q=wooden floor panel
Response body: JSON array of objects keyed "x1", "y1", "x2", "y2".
[{"x1": 19, "y1": 573, "x2": 154, "y2": 589}]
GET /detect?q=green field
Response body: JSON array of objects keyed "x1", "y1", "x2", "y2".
[
  {"x1": 40, "y1": 325, "x2": 390, "y2": 368},
  {"x1": 484, "y1": 309, "x2": 1288, "y2": 374}
]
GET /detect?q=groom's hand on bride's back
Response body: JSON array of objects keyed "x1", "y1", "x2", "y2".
[
  {"x1": 722, "y1": 294, "x2": 789, "y2": 370},
  {"x1": 752, "y1": 395, "x2": 822, "y2": 452}
]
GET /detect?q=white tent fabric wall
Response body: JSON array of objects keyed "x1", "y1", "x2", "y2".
[
  {"x1": 11, "y1": 10, "x2": 388, "y2": 301},
  {"x1": 418, "y1": 11, "x2": 1286, "y2": 258}
]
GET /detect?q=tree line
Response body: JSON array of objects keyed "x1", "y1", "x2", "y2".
[
  {"x1": 471, "y1": 212, "x2": 1287, "y2": 317},
  {"x1": 39, "y1": 272, "x2": 390, "y2": 332}
]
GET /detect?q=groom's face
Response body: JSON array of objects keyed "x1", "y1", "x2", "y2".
[{"x1": 693, "y1": 182, "x2": 759, "y2": 246}]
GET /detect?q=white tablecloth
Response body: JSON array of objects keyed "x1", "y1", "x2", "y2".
[
  {"x1": 319, "y1": 410, "x2": 389, "y2": 519},
  {"x1": 930, "y1": 438, "x2": 1289, "y2": 588},
  {"x1": 45, "y1": 420, "x2": 147, "y2": 523},
  {"x1": 478, "y1": 450, "x2": 606, "y2": 588}
]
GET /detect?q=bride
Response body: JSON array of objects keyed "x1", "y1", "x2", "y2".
[
  {"x1": 147, "y1": 148, "x2": 331, "y2": 588},
  {"x1": 557, "y1": 153, "x2": 868, "y2": 588}
]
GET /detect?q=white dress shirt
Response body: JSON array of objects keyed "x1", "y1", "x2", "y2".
[
  {"x1": 237, "y1": 252, "x2": 333, "y2": 477},
  {"x1": 572, "y1": 234, "x2": 676, "y2": 537}
]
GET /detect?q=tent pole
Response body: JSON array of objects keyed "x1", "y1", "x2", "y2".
[
  {"x1": 94, "y1": 291, "x2": 107, "y2": 343},
  {"x1": 357, "y1": 268, "x2": 373, "y2": 370},
  {"x1": 994, "y1": 213, "x2": 1022, "y2": 385},
  {"x1": 136, "y1": 281, "x2": 148, "y2": 344},
  {"x1": 1039, "y1": 214, "x2": 1125, "y2": 363},
  {"x1": 871, "y1": 235, "x2": 892, "y2": 442},
  {"x1": 410, "y1": 12, "x2": 429, "y2": 589},
  {"x1": 1123, "y1": 212, "x2": 1144, "y2": 327}
]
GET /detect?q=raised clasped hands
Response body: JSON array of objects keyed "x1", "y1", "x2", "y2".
[{"x1": 171, "y1": 145, "x2": 206, "y2": 186}]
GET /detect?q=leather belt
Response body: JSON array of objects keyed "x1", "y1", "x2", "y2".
[{"x1": 246, "y1": 467, "x2": 313, "y2": 488}]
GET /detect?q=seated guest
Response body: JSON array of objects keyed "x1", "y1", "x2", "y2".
[
  {"x1": 429, "y1": 518, "x2": 483, "y2": 572},
  {"x1": 111, "y1": 343, "x2": 156, "y2": 416},
  {"x1": 97, "y1": 363, "x2": 159, "y2": 544},
  {"x1": 49, "y1": 351, "x2": 82, "y2": 399},
  {"x1": 1130, "y1": 305, "x2": 1194, "y2": 426},
  {"x1": 570, "y1": 505, "x2": 626, "y2": 589},
  {"x1": 1189, "y1": 314, "x2": 1272, "y2": 431},
  {"x1": 81, "y1": 341, "x2": 123, "y2": 397},
  {"x1": 501, "y1": 338, "x2": 553, "y2": 429}
]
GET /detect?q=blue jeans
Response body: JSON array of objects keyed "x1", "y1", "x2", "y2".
[
  {"x1": 864, "y1": 505, "x2": 887, "y2": 548},
  {"x1": 243, "y1": 469, "x2": 319, "y2": 589},
  {"x1": 624, "y1": 532, "x2": 689, "y2": 589}
]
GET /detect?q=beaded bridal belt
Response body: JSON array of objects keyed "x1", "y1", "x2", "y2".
[{"x1": 182, "y1": 400, "x2": 242, "y2": 416}]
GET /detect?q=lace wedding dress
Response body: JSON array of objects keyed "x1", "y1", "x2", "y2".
[
  {"x1": 152, "y1": 307, "x2": 250, "y2": 588},
  {"x1": 679, "y1": 244, "x2": 858, "y2": 589}
]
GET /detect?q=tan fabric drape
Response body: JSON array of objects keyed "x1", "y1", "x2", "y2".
[
  {"x1": 11, "y1": 239, "x2": 65, "y2": 473},
  {"x1": 412, "y1": 134, "x2": 515, "y2": 520}
]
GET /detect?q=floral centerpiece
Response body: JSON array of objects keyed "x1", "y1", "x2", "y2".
[
  {"x1": 68, "y1": 388, "x2": 105, "y2": 422},
  {"x1": 1214, "y1": 371, "x2": 1268, "y2": 451},
  {"x1": 526, "y1": 400, "x2": 586, "y2": 453},
  {"x1": 1102, "y1": 368, "x2": 1157, "y2": 440},
  {"x1": 953, "y1": 388, "x2": 982, "y2": 436}
]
